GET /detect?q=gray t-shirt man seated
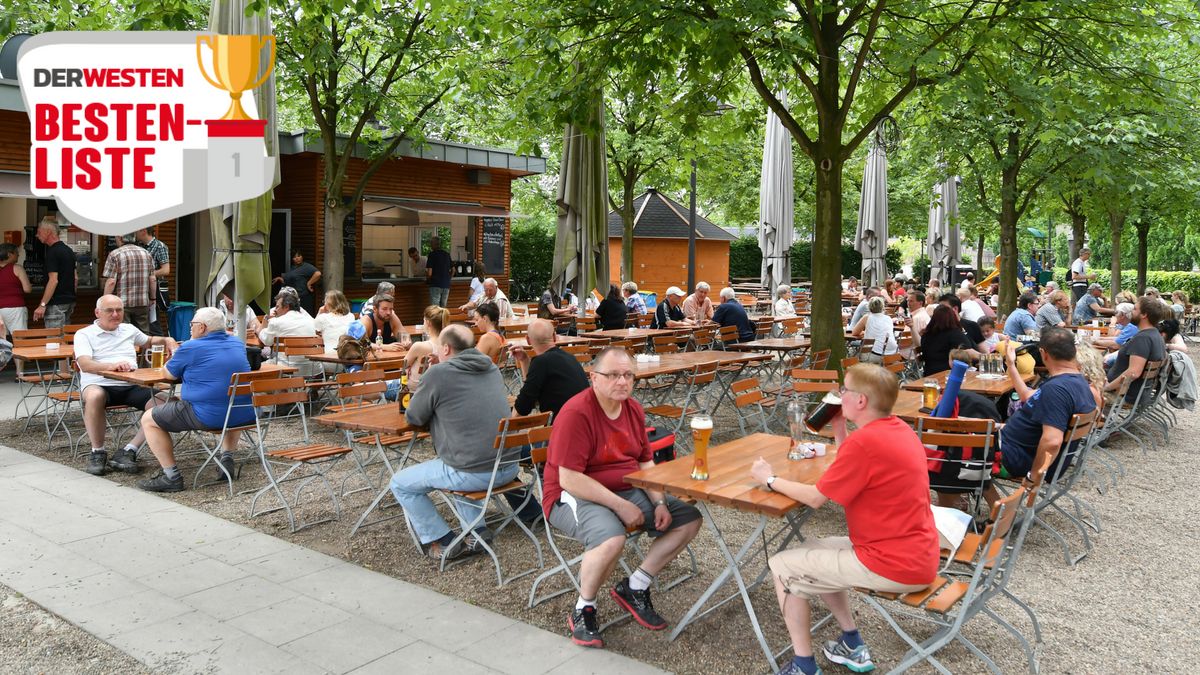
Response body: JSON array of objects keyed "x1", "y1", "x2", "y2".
[{"x1": 389, "y1": 324, "x2": 513, "y2": 562}]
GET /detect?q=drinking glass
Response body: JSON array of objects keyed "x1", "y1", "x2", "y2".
[
  {"x1": 690, "y1": 415, "x2": 713, "y2": 480},
  {"x1": 150, "y1": 344, "x2": 165, "y2": 370}
]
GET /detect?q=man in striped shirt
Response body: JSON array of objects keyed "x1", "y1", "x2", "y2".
[
  {"x1": 136, "y1": 228, "x2": 170, "y2": 336},
  {"x1": 622, "y1": 282, "x2": 647, "y2": 314},
  {"x1": 103, "y1": 233, "x2": 156, "y2": 333}
]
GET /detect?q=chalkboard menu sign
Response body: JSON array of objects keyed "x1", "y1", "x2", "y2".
[
  {"x1": 481, "y1": 217, "x2": 506, "y2": 276},
  {"x1": 25, "y1": 261, "x2": 46, "y2": 287},
  {"x1": 342, "y1": 199, "x2": 356, "y2": 277}
]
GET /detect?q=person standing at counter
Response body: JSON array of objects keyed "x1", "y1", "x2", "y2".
[
  {"x1": 33, "y1": 219, "x2": 77, "y2": 330},
  {"x1": 273, "y1": 250, "x2": 321, "y2": 316},
  {"x1": 135, "y1": 227, "x2": 171, "y2": 336},
  {"x1": 426, "y1": 237, "x2": 454, "y2": 308},
  {"x1": 408, "y1": 247, "x2": 428, "y2": 278},
  {"x1": 0, "y1": 243, "x2": 32, "y2": 340}
]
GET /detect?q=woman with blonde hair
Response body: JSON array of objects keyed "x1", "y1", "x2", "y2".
[
  {"x1": 313, "y1": 290, "x2": 354, "y2": 353},
  {"x1": 397, "y1": 305, "x2": 452, "y2": 396},
  {"x1": 1074, "y1": 343, "x2": 1106, "y2": 408}
]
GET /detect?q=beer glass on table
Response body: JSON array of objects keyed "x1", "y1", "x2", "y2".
[
  {"x1": 690, "y1": 415, "x2": 713, "y2": 480},
  {"x1": 923, "y1": 379, "x2": 939, "y2": 409},
  {"x1": 787, "y1": 401, "x2": 811, "y2": 459},
  {"x1": 150, "y1": 344, "x2": 165, "y2": 370}
]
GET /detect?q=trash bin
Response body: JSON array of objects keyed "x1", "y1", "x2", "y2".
[
  {"x1": 168, "y1": 302, "x2": 196, "y2": 341},
  {"x1": 351, "y1": 299, "x2": 368, "y2": 315},
  {"x1": 640, "y1": 292, "x2": 657, "y2": 309}
]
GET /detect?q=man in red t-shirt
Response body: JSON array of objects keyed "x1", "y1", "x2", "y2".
[
  {"x1": 544, "y1": 346, "x2": 702, "y2": 649},
  {"x1": 749, "y1": 363, "x2": 939, "y2": 675}
]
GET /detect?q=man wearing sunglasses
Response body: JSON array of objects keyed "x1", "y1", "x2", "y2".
[
  {"x1": 544, "y1": 346, "x2": 702, "y2": 649},
  {"x1": 749, "y1": 363, "x2": 938, "y2": 675},
  {"x1": 75, "y1": 294, "x2": 178, "y2": 477}
]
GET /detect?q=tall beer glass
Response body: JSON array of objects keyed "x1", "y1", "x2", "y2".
[
  {"x1": 690, "y1": 415, "x2": 713, "y2": 480},
  {"x1": 150, "y1": 345, "x2": 165, "y2": 370}
]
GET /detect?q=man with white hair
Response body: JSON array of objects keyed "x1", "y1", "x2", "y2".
[
  {"x1": 1094, "y1": 302, "x2": 1138, "y2": 362},
  {"x1": 103, "y1": 232, "x2": 156, "y2": 332},
  {"x1": 460, "y1": 278, "x2": 514, "y2": 318},
  {"x1": 774, "y1": 284, "x2": 796, "y2": 317},
  {"x1": 136, "y1": 307, "x2": 255, "y2": 492},
  {"x1": 359, "y1": 281, "x2": 396, "y2": 316},
  {"x1": 622, "y1": 282, "x2": 647, "y2": 314},
  {"x1": 849, "y1": 286, "x2": 882, "y2": 328},
  {"x1": 712, "y1": 287, "x2": 755, "y2": 342},
  {"x1": 32, "y1": 218, "x2": 77, "y2": 330},
  {"x1": 681, "y1": 282, "x2": 714, "y2": 322},
  {"x1": 75, "y1": 295, "x2": 177, "y2": 477}
]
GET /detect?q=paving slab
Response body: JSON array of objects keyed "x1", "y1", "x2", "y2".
[{"x1": 0, "y1": 445, "x2": 670, "y2": 675}]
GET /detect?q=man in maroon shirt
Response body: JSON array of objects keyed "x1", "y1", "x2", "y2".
[
  {"x1": 544, "y1": 346, "x2": 702, "y2": 649},
  {"x1": 750, "y1": 363, "x2": 940, "y2": 675}
]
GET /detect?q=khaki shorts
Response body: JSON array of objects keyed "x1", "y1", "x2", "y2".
[{"x1": 769, "y1": 537, "x2": 928, "y2": 600}]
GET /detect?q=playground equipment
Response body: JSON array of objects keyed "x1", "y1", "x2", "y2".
[{"x1": 973, "y1": 254, "x2": 1000, "y2": 291}]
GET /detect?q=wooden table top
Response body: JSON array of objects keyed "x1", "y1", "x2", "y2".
[
  {"x1": 499, "y1": 317, "x2": 532, "y2": 328},
  {"x1": 583, "y1": 328, "x2": 678, "y2": 340},
  {"x1": 729, "y1": 338, "x2": 811, "y2": 352},
  {"x1": 586, "y1": 350, "x2": 771, "y2": 379},
  {"x1": 99, "y1": 362, "x2": 297, "y2": 386},
  {"x1": 506, "y1": 335, "x2": 592, "y2": 347},
  {"x1": 902, "y1": 369, "x2": 1035, "y2": 397},
  {"x1": 12, "y1": 346, "x2": 72, "y2": 362},
  {"x1": 312, "y1": 406, "x2": 422, "y2": 435},
  {"x1": 305, "y1": 349, "x2": 408, "y2": 366},
  {"x1": 891, "y1": 390, "x2": 932, "y2": 423},
  {"x1": 624, "y1": 433, "x2": 835, "y2": 518}
]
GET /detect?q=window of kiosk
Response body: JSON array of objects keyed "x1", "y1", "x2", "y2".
[
  {"x1": 0, "y1": 197, "x2": 100, "y2": 290},
  {"x1": 360, "y1": 200, "x2": 471, "y2": 280}
]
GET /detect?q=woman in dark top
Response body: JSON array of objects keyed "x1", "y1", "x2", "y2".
[
  {"x1": 273, "y1": 250, "x2": 321, "y2": 315},
  {"x1": 595, "y1": 283, "x2": 628, "y2": 331},
  {"x1": 920, "y1": 305, "x2": 977, "y2": 376}
]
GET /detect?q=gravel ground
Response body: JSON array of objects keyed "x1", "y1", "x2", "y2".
[
  {"x1": 0, "y1": 582, "x2": 157, "y2": 675},
  {"x1": 4, "y1": 351, "x2": 1199, "y2": 675}
]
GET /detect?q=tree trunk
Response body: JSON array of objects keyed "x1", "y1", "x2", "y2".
[
  {"x1": 811, "y1": 154, "x2": 846, "y2": 368},
  {"x1": 1136, "y1": 219, "x2": 1150, "y2": 295},
  {"x1": 997, "y1": 163, "x2": 1021, "y2": 315},
  {"x1": 1108, "y1": 207, "x2": 1127, "y2": 298},
  {"x1": 975, "y1": 233, "x2": 985, "y2": 278},
  {"x1": 1068, "y1": 204, "x2": 1086, "y2": 263},
  {"x1": 323, "y1": 200, "x2": 348, "y2": 292}
]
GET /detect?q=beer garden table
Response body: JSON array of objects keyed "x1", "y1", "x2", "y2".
[
  {"x1": 582, "y1": 327, "x2": 677, "y2": 342},
  {"x1": 11, "y1": 345, "x2": 72, "y2": 425},
  {"x1": 902, "y1": 369, "x2": 1035, "y2": 398},
  {"x1": 728, "y1": 337, "x2": 812, "y2": 384},
  {"x1": 624, "y1": 432, "x2": 837, "y2": 670}
]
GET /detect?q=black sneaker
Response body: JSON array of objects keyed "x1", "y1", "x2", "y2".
[
  {"x1": 568, "y1": 605, "x2": 603, "y2": 648},
  {"x1": 610, "y1": 577, "x2": 667, "y2": 630},
  {"x1": 428, "y1": 535, "x2": 485, "y2": 563},
  {"x1": 108, "y1": 449, "x2": 140, "y2": 474},
  {"x1": 137, "y1": 471, "x2": 184, "y2": 493},
  {"x1": 217, "y1": 457, "x2": 237, "y2": 481},
  {"x1": 86, "y1": 451, "x2": 108, "y2": 476}
]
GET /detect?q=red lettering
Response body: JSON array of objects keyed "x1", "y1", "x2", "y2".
[
  {"x1": 122, "y1": 69, "x2": 134, "y2": 87},
  {"x1": 35, "y1": 104, "x2": 59, "y2": 141},
  {"x1": 137, "y1": 68, "x2": 151, "y2": 87},
  {"x1": 110, "y1": 103, "x2": 132, "y2": 141},
  {"x1": 34, "y1": 148, "x2": 56, "y2": 189},
  {"x1": 106, "y1": 70, "x2": 120, "y2": 87},
  {"x1": 83, "y1": 103, "x2": 108, "y2": 142},
  {"x1": 104, "y1": 148, "x2": 129, "y2": 189},
  {"x1": 159, "y1": 104, "x2": 183, "y2": 141},
  {"x1": 152, "y1": 69, "x2": 165, "y2": 87},
  {"x1": 165, "y1": 69, "x2": 182, "y2": 87},
  {"x1": 133, "y1": 148, "x2": 154, "y2": 189},
  {"x1": 82, "y1": 69, "x2": 104, "y2": 87},
  {"x1": 75, "y1": 148, "x2": 101, "y2": 190},
  {"x1": 61, "y1": 103, "x2": 82, "y2": 141},
  {"x1": 60, "y1": 148, "x2": 73, "y2": 189},
  {"x1": 135, "y1": 103, "x2": 155, "y2": 141}
]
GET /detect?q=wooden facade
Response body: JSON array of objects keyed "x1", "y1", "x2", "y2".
[{"x1": 608, "y1": 238, "x2": 732, "y2": 299}]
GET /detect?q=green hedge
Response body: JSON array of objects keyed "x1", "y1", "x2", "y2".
[
  {"x1": 1051, "y1": 268, "x2": 1200, "y2": 299},
  {"x1": 509, "y1": 222, "x2": 555, "y2": 301},
  {"x1": 729, "y1": 235, "x2": 901, "y2": 281}
]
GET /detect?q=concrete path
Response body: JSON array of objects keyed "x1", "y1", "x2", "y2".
[{"x1": 0, "y1": 445, "x2": 669, "y2": 675}]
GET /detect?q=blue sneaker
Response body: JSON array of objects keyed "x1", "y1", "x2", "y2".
[
  {"x1": 775, "y1": 660, "x2": 822, "y2": 675},
  {"x1": 822, "y1": 639, "x2": 874, "y2": 672}
]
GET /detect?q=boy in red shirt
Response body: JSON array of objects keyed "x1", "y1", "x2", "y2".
[
  {"x1": 544, "y1": 347, "x2": 702, "y2": 649},
  {"x1": 750, "y1": 363, "x2": 939, "y2": 675}
]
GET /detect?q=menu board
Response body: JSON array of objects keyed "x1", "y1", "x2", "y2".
[
  {"x1": 342, "y1": 200, "x2": 356, "y2": 277},
  {"x1": 481, "y1": 217, "x2": 506, "y2": 276}
]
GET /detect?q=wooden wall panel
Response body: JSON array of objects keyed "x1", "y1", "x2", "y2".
[
  {"x1": 0, "y1": 110, "x2": 30, "y2": 172},
  {"x1": 609, "y1": 238, "x2": 730, "y2": 299}
]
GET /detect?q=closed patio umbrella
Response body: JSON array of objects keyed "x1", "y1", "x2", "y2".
[
  {"x1": 927, "y1": 170, "x2": 960, "y2": 286},
  {"x1": 203, "y1": 0, "x2": 280, "y2": 339},
  {"x1": 552, "y1": 87, "x2": 610, "y2": 312},
  {"x1": 759, "y1": 90, "x2": 793, "y2": 301},
  {"x1": 855, "y1": 142, "x2": 889, "y2": 287}
]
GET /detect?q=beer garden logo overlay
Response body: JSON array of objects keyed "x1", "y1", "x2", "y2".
[{"x1": 17, "y1": 32, "x2": 276, "y2": 236}]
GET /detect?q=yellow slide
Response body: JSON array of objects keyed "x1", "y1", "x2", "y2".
[{"x1": 974, "y1": 254, "x2": 1000, "y2": 291}]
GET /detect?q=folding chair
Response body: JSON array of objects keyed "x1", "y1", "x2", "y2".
[
  {"x1": 730, "y1": 377, "x2": 770, "y2": 436},
  {"x1": 772, "y1": 369, "x2": 840, "y2": 436},
  {"x1": 777, "y1": 317, "x2": 804, "y2": 338},
  {"x1": 190, "y1": 369, "x2": 282, "y2": 495},
  {"x1": 12, "y1": 328, "x2": 69, "y2": 424},
  {"x1": 882, "y1": 352, "x2": 907, "y2": 379},
  {"x1": 624, "y1": 312, "x2": 639, "y2": 328},
  {"x1": 644, "y1": 362, "x2": 719, "y2": 453},
  {"x1": 918, "y1": 416, "x2": 996, "y2": 515},
  {"x1": 807, "y1": 348, "x2": 831, "y2": 370},
  {"x1": 715, "y1": 324, "x2": 740, "y2": 350},
  {"x1": 754, "y1": 317, "x2": 774, "y2": 340},
  {"x1": 690, "y1": 327, "x2": 716, "y2": 351},
  {"x1": 435, "y1": 413, "x2": 551, "y2": 586},
  {"x1": 1019, "y1": 409, "x2": 1101, "y2": 566},
  {"x1": 586, "y1": 337, "x2": 611, "y2": 359},
  {"x1": 637, "y1": 314, "x2": 652, "y2": 328},
  {"x1": 652, "y1": 335, "x2": 680, "y2": 354},
  {"x1": 560, "y1": 343, "x2": 591, "y2": 364},
  {"x1": 246, "y1": 377, "x2": 360, "y2": 533},
  {"x1": 575, "y1": 316, "x2": 597, "y2": 332},
  {"x1": 526, "y1": 444, "x2": 696, "y2": 619}
]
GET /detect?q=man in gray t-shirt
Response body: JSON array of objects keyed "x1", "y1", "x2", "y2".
[
  {"x1": 1035, "y1": 292, "x2": 1069, "y2": 330},
  {"x1": 1073, "y1": 284, "x2": 1114, "y2": 324},
  {"x1": 1106, "y1": 297, "x2": 1167, "y2": 403},
  {"x1": 849, "y1": 286, "x2": 882, "y2": 328}
]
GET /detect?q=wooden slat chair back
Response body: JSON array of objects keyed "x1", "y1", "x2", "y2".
[
  {"x1": 246, "y1": 377, "x2": 356, "y2": 533},
  {"x1": 448, "y1": 311, "x2": 470, "y2": 324},
  {"x1": 754, "y1": 318, "x2": 774, "y2": 340},
  {"x1": 624, "y1": 312, "x2": 639, "y2": 327},
  {"x1": 189, "y1": 369, "x2": 283, "y2": 494},
  {"x1": 13, "y1": 328, "x2": 61, "y2": 341},
  {"x1": 652, "y1": 335, "x2": 680, "y2": 354},
  {"x1": 553, "y1": 317, "x2": 572, "y2": 334},
  {"x1": 730, "y1": 377, "x2": 769, "y2": 436},
  {"x1": 61, "y1": 324, "x2": 90, "y2": 335},
  {"x1": 636, "y1": 314, "x2": 652, "y2": 328},
  {"x1": 576, "y1": 317, "x2": 597, "y2": 332},
  {"x1": 586, "y1": 337, "x2": 611, "y2": 358},
  {"x1": 840, "y1": 356, "x2": 860, "y2": 371},
  {"x1": 881, "y1": 352, "x2": 906, "y2": 377},
  {"x1": 689, "y1": 328, "x2": 715, "y2": 350},
  {"x1": 644, "y1": 362, "x2": 720, "y2": 449},
  {"x1": 716, "y1": 324, "x2": 739, "y2": 349},
  {"x1": 434, "y1": 412, "x2": 553, "y2": 586},
  {"x1": 917, "y1": 416, "x2": 995, "y2": 511},
  {"x1": 807, "y1": 349, "x2": 831, "y2": 370},
  {"x1": 506, "y1": 326, "x2": 528, "y2": 341}
]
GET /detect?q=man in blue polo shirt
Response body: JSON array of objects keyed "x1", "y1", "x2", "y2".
[
  {"x1": 1002, "y1": 291, "x2": 1041, "y2": 339},
  {"x1": 712, "y1": 287, "x2": 755, "y2": 342},
  {"x1": 137, "y1": 307, "x2": 255, "y2": 492}
]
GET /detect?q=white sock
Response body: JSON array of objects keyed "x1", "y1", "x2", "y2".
[
  {"x1": 123, "y1": 444, "x2": 138, "y2": 453},
  {"x1": 575, "y1": 596, "x2": 596, "y2": 610},
  {"x1": 91, "y1": 448, "x2": 105, "y2": 454},
  {"x1": 629, "y1": 567, "x2": 654, "y2": 591}
]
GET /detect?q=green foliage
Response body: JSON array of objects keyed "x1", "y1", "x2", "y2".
[
  {"x1": 885, "y1": 248, "x2": 903, "y2": 276},
  {"x1": 1051, "y1": 268, "x2": 1200, "y2": 300},
  {"x1": 728, "y1": 236, "x2": 762, "y2": 279},
  {"x1": 508, "y1": 221, "x2": 555, "y2": 301},
  {"x1": 730, "y1": 236, "x2": 903, "y2": 282}
]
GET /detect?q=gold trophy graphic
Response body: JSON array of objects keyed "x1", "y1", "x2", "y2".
[
  {"x1": 196, "y1": 34, "x2": 276, "y2": 204},
  {"x1": 196, "y1": 35, "x2": 276, "y2": 121}
]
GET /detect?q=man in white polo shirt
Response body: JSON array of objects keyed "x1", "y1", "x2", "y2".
[{"x1": 75, "y1": 294, "x2": 177, "y2": 477}]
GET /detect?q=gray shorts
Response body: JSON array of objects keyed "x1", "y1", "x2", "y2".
[
  {"x1": 548, "y1": 488, "x2": 701, "y2": 551},
  {"x1": 152, "y1": 400, "x2": 219, "y2": 433},
  {"x1": 43, "y1": 302, "x2": 75, "y2": 330}
]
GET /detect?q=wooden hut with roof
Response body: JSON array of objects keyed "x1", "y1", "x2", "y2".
[{"x1": 607, "y1": 188, "x2": 735, "y2": 298}]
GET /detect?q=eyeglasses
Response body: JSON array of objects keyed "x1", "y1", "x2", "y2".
[
  {"x1": 99, "y1": 308, "x2": 124, "y2": 315},
  {"x1": 594, "y1": 371, "x2": 635, "y2": 382},
  {"x1": 838, "y1": 385, "x2": 863, "y2": 398}
]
